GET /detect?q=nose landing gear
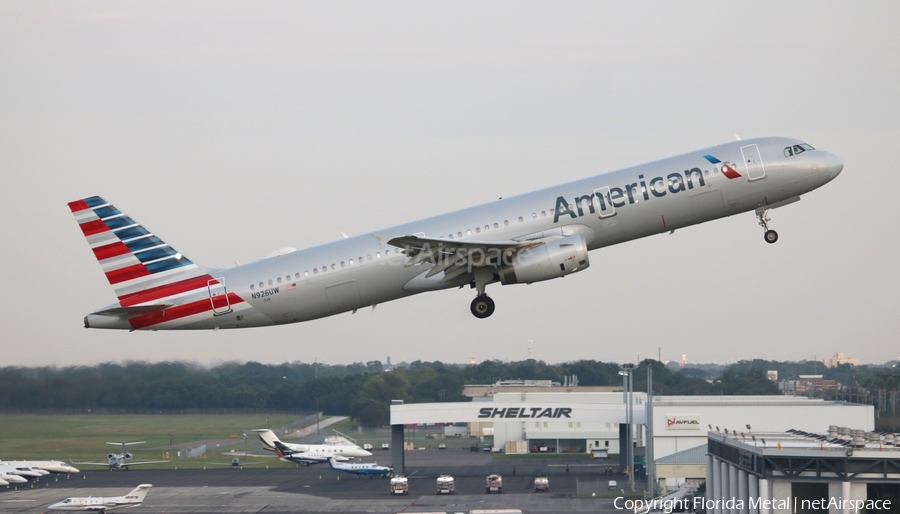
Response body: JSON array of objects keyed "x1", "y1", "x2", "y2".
[{"x1": 756, "y1": 207, "x2": 778, "y2": 244}]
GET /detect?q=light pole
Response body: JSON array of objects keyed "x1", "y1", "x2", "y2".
[{"x1": 619, "y1": 363, "x2": 636, "y2": 492}]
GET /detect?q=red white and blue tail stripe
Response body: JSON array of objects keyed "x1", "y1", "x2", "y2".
[{"x1": 69, "y1": 196, "x2": 245, "y2": 330}]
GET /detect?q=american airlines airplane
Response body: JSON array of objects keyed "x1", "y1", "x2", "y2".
[{"x1": 70, "y1": 137, "x2": 842, "y2": 329}]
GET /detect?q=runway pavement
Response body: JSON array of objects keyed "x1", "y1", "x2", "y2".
[{"x1": 0, "y1": 452, "x2": 631, "y2": 513}]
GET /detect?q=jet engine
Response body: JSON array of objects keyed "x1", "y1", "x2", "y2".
[
  {"x1": 107, "y1": 453, "x2": 116, "y2": 460},
  {"x1": 499, "y1": 234, "x2": 590, "y2": 285},
  {"x1": 124, "y1": 453, "x2": 133, "y2": 460}
]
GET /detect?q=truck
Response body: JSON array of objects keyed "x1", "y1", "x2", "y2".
[
  {"x1": 389, "y1": 476, "x2": 408, "y2": 495},
  {"x1": 485, "y1": 474, "x2": 503, "y2": 494},
  {"x1": 533, "y1": 477, "x2": 549, "y2": 492},
  {"x1": 436, "y1": 474, "x2": 455, "y2": 494}
]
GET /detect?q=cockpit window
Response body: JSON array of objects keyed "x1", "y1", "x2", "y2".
[{"x1": 784, "y1": 143, "x2": 815, "y2": 157}]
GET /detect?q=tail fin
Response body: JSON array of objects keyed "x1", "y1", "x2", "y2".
[
  {"x1": 252, "y1": 429, "x2": 280, "y2": 451},
  {"x1": 125, "y1": 484, "x2": 152, "y2": 502},
  {"x1": 68, "y1": 196, "x2": 210, "y2": 306}
]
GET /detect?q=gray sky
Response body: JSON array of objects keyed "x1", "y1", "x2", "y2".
[{"x1": 2, "y1": 2, "x2": 898, "y2": 368}]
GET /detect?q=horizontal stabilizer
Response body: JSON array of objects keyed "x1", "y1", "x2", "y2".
[{"x1": 91, "y1": 305, "x2": 171, "y2": 318}]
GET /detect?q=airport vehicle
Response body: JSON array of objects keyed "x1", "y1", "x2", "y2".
[
  {"x1": 381, "y1": 443, "x2": 389, "y2": 451},
  {"x1": 254, "y1": 429, "x2": 371, "y2": 465},
  {"x1": 534, "y1": 477, "x2": 549, "y2": 492},
  {"x1": 436, "y1": 474, "x2": 455, "y2": 494},
  {"x1": 327, "y1": 457, "x2": 392, "y2": 478},
  {"x1": 47, "y1": 483, "x2": 151, "y2": 512},
  {"x1": 389, "y1": 476, "x2": 408, "y2": 495},
  {"x1": 72, "y1": 442, "x2": 169, "y2": 471},
  {"x1": 485, "y1": 474, "x2": 503, "y2": 493},
  {"x1": 70, "y1": 137, "x2": 842, "y2": 329},
  {"x1": 0, "y1": 460, "x2": 79, "y2": 474}
]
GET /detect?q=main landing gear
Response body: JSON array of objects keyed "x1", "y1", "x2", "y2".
[
  {"x1": 756, "y1": 207, "x2": 778, "y2": 244},
  {"x1": 471, "y1": 295, "x2": 495, "y2": 319}
]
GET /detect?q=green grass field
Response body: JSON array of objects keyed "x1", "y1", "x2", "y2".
[{"x1": 0, "y1": 414, "x2": 301, "y2": 470}]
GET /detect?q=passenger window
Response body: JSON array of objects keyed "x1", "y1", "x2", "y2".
[
  {"x1": 295, "y1": 273, "x2": 300, "y2": 279},
  {"x1": 359, "y1": 256, "x2": 363, "y2": 263},
  {"x1": 377, "y1": 252, "x2": 381, "y2": 258},
  {"x1": 550, "y1": 208, "x2": 555, "y2": 215},
  {"x1": 467, "y1": 229, "x2": 471, "y2": 236},
  {"x1": 250, "y1": 284, "x2": 255, "y2": 290},
  {"x1": 458, "y1": 231, "x2": 462, "y2": 237},
  {"x1": 494, "y1": 222, "x2": 499, "y2": 228},
  {"x1": 349, "y1": 259, "x2": 354, "y2": 265},
  {"x1": 485, "y1": 225, "x2": 490, "y2": 231},
  {"x1": 286, "y1": 275, "x2": 290, "y2": 281},
  {"x1": 259, "y1": 282, "x2": 264, "y2": 288},
  {"x1": 314, "y1": 268, "x2": 318, "y2": 274},
  {"x1": 268, "y1": 279, "x2": 273, "y2": 286},
  {"x1": 541, "y1": 211, "x2": 546, "y2": 217},
  {"x1": 449, "y1": 234, "x2": 453, "y2": 239},
  {"x1": 331, "y1": 264, "x2": 336, "y2": 270},
  {"x1": 386, "y1": 249, "x2": 391, "y2": 255},
  {"x1": 277, "y1": 277, "x2": 282, "y2": 283},
  {"x1": 304, "y1": 271, "x2": 309, "y2": 277},
  {"x1": 518, "y1": 216, "x2": 524, "y2": 222},
  {"x1": 532, "y1": 213, "x2": 537, "y2": 219},
  {"x1": 367, "y1": 255, "x2": 372, "y2": 260},
  {"x1": 340, "y1": 261, "x2": 345, "y2": 267},
  {"x1": 504, "y1": 220, "x2": 509, "y2": 226},
  {"x1": 476, "y1": 227, "x2": 481, "y2": 233},
  {"x1": 784, "y1": 147, "x2": 793, "y2": 157}
]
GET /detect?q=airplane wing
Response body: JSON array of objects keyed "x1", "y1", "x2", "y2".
[
  {"x1": 69, "y1": 460, "x2": 117, "y2": 467},
  {"x1": 208, "y1": 461, "x2": 262, "y2": 466},
  {"x1": 121, "y1": 460, "x2": 170, "y2": 466},
  {"x1": 387, "y1": 235, "x2": 546, "y2": 283}
]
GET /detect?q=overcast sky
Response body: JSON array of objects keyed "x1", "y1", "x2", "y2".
[{"x1": 2, "y1": 2, "x2": 898, "y2": 368}]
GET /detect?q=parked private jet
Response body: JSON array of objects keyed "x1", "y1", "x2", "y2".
[
  {"x1": 327, "y1": 457, "x2": 392, "y2": 478},
  {"x1": 0, "y1": 460, "x2": 79, "y2": 474},
  {"x1": 72, "y1": 442, "x2": 169, "y2": 470},
  {"x1": 48, "y1": 484, "x2": 152, "y2": 512},
  {"x1": 70, "y1": 137, "x2": 842, "y2": 328},
  {"x1": 253, "y1": 429, "x2": 370, "y2": 465}
]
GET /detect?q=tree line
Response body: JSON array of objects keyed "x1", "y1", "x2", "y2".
[{"x1": 0, "y1": 358, "x2": 798, "y2": 426}]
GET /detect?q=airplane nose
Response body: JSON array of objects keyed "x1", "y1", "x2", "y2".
[{"x1": 824, "y1": 152, "x2": 843, "y2": 178}]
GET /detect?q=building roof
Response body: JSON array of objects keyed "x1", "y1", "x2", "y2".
[{"x1": 656, "y1": 443, "x2": 707, "y2": 465}]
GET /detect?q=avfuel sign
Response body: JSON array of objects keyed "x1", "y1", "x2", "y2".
[
  {"x1": 665, "y1": 415, "x2": 701, "y2": 430},
  {"x1": 389, "y1": 402, "x2": 646, "y2": 426}
]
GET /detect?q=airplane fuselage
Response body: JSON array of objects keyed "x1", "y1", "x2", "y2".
[{"x1": 78, "y1": 137, "x2": 842, "y2": 330}]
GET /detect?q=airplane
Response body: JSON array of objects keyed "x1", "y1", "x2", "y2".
[
  {"x1": 208, "y1": 457, "x2": 263, "y2": 467},
  {"x1": 69, "y1": 137, "x2": 842, "y2": 328},
  {"x1": 253, "y1": 429, "x2": 371, "y2": 465},
  {"x1": 47, "y1": 483, "x2": 152, "y2": 512},
  {"x1": 72, "y1": 442, "x2": 169, "y2": 470},
  {"x1": 0, "y1": 460, "x2": 80, "y2": 473},
  {"x1": 0, "y1": 464, "x2": 46, "y2": 479},
  {"x1": 0, "y1": 466, "x2": 30, "y2": 484},
  {"x1": 327, "y1": 456, "x2": 392, "y2": 479}
]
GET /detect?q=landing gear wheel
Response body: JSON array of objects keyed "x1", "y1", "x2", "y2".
[
  {"x1": 470, "y1": 296, "x2": 495, "y2": 319},
  {"x1": 764, "y1": 230, "x2": 778, "y2": 244}
]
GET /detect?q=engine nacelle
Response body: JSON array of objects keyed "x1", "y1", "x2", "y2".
[
  {"x1": 124, "y1": 453, "x2": 133, "y2": 460},
  {"x1": 499, "y1": 234, "x2": 590, "y2": 285},
  {"x1": 107, "y1": 453, "x2": 116, "y2": 460}
]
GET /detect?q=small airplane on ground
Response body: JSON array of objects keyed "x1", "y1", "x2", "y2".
[
  {"x1": 327, "y1": 457, "x2": 392, "y2": 479},
  {"x1": 253, "y1": 429, "x2": 371, "y2": 465},
  {"x1": 0, "y1": 464, "x2": 45, "y2": 479},
  {"x1": 208, "y1": 457, "x2": 263, "y2": 467},
  {"x1": 0, "y1": 466, "x2": 30, "y2": 484},
  {"x1": 0, "y1": 460, "x2": 79, "y2": 473},
  {"x1": 72, "y1": 442, "x2": 169, "y2": 470},
  {"x1": 48, "y1": 483, "x2": 152, "y2": 512}
]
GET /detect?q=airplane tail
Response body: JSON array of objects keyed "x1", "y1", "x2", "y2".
[
  {"x1": 252, "y1": 429, "x2": 281, "y2": 452},
  {"x1": 327, "y1": 457, "x2": 338, "y2": 470},
  {"x1": 126, "y1": 484, "x2": 152, "y2": 502},
  {"x1": 68, "y1": 196, "x2": 212, "y2": 308}
]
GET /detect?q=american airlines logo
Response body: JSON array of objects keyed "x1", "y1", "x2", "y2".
[
  {"x1": 666, "y1": 415, "x2": 700, "y2": 430},
  {"x1": 553, "y1": 156, "x2": 739, "y2": 224}
]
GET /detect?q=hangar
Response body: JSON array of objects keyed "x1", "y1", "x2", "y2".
[{"x1": 388, "y1": 393, "x2": 873, "y2": 479}]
